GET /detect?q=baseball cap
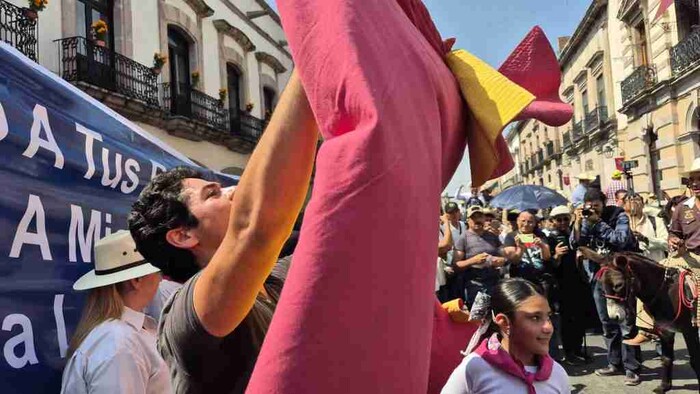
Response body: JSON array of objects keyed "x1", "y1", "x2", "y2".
[
  {"x1": 466, "y1": 205, "x2": 484, "y2": 218},
  {"x1": 444, "y1": 202, "x2": 459, "y2": 213}
]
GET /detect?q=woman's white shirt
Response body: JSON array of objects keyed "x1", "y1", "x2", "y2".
[
  {"x1": 60, "y1": 307, "x2": 171, "y2": 394},
  {"x1": 441, "y1": 353, "x2": 570, "y2": 394}
]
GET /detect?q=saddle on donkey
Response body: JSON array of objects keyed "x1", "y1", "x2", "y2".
[{"x1": 661, "y1": 252, "x2": 700, "y2": 326}]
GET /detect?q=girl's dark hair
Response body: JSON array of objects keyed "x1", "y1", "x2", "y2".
[{"x1": 483, "y1": 278, "x2": 546, "y2": 339}]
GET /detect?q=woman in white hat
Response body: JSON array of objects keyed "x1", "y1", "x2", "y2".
[{"x1": 60, "y1": 230, "x2": 171, "y2": 394}]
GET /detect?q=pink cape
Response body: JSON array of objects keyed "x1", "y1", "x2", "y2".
[{"x1": 246, "y1": 0, "x2": 470, "y2": 392}]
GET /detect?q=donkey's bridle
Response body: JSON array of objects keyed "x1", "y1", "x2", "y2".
[{"x1": 601, "y1": 260, "x2": 673, "y2": 310}]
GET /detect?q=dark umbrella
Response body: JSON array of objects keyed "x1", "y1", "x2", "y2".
[{"x1": 489, "y1": 185, "x2": 568, "y2": 212}]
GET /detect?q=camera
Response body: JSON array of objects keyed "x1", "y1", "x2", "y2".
[{"x1": 582, "y1": 204, "x2": 594, "y2": 217}]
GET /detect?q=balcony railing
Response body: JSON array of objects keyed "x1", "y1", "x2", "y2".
[
  {"x1": 545, "y1": 140, "x2": 561, "y2": 158},
  {"x1": 671, "y1": 27, "x2": 700, "y2": 76},
  {"x1": 0, "y1": 0, "x2": 37, "y2": 61},
  {"x1": 163, "y1": 82, "x2": 228, "y2": 131},
  {"x1": 621, "y1": 65, "x2": 657, "y2": 104},
  {"x1": 57, "y1": 37, "x2": 159, "y2": 107},
  {"x1": 584, "y1": 106, "x2": 609, "y2": 132},
  {"x1": 229, "y1": 109, "x2": 266, "y2": 143}
]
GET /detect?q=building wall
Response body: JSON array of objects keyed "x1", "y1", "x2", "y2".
[{"x1": 12, "y1": 0, "x2": 292, "y2": 172}]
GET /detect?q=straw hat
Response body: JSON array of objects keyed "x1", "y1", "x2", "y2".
[
  {"x1": 575, "y1": 172, "x2": 596, "y2": 181},
  {"x1": 549, "y1": 205, "x2": 571, "y2": 218},
  {"x1": 681, "y1": 157, "x2": 700, "y2": 176},
  {"x1": 73, "y1": 230, "x2": 160, "y2": 291}
]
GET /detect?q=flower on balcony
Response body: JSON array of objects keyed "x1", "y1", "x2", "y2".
[
  {"x1": 152, "y1": 53, "x2": 167, "y2": 69},
  {"x1": 218, "y1": 88, "x2": 227, "y2": 103},
  {"x1": 91, "y1": 19, "x2": 108, "y2": 42},
  {"x1": 28, "y1": 0, "x2": 48, "y2": 12},
  {"x1": 191, "y1": 71, "x2": 200, "y2": 87},
  {"x1": 245, "y1": 102, "x2": 254, "y2": 112}
]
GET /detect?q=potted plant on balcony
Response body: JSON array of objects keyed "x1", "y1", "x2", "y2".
[
  {"x1": 191, "y1": 71, "x2": 200, "y2": 87},
  {"x1": 152, "y1": 53, "x2": 167, "y2": 75},
  {"x1": 218, "y1": 88, "x2": 227, "y2": 104},
  {"x1": 23, "y1": 0, "x2": 47, "y2": 21},
  {"x1": 91, "y1": 19, "x2": 108, "y2": 47},
  {"x1": 245, "y1": 102, "x2": 254, "y2": 113}
]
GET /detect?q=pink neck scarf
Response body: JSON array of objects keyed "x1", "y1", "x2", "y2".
[{"x1": 474, "y1": 334, "x2": 553, "y2": 394}]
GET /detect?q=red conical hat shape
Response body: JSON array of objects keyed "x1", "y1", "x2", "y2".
[{"x1": 499, "y1": 26, "x2": 573, "y2": 127}]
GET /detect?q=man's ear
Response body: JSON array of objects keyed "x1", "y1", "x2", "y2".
[{"x1": 165, "y1": 227, "x2": 199, "y2": 250}]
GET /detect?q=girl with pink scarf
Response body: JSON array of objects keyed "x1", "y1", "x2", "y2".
[{"x1": 442, "y1": 279, "x2": 570, "y2": 393}]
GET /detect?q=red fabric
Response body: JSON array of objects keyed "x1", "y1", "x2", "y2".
[
  {"x1": 654, "y1": 0, "x2": 674, "y2": 21},
  {"x1": 499, "y1": 26, "x2": 573, "y2": 127},
  {"x1": 428, "y1": 299, "x2": 478, "y2": 394}
]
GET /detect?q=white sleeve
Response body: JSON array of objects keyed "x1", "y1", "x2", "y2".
[
  {"x1": 87, "y1": 343, "x2": 149, "y2": 394},
  {"x1": 440, "y1": 358, "x2": 471, "y2": 394},
  {"x1": 60, "y1": 353, "x2": 89, "y2": 394}
]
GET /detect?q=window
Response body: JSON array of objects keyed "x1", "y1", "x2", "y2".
[
  {"x1": 581, "y1": 89, "x2": 589, "y2": 116},
  {"x1": 76, "y1": 0, "x2": 113, "y2": 48},
  {"x1": 263, "y1": 87, "x2": 276, "y2": 118},
  {"x1": 227, "y1": 64, "x2": 242, "y2": 111},
  {"x1": 633, "y1": 22, "x2": 649, "y2": 66},
  {"x1": 676, "y1": 0, "x2": 700, "y2": 42},
  {"x1": 596, "y1": 74, "x2": 606, "y2": 109},
  {"x1": 168, "y1": 27, "x2": 192, "y2": 116}
]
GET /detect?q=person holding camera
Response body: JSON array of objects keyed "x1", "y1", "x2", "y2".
[
  {"x1": 547, "y1": 206, "x2": 591, "y2": 365},
  {"x1": 571, "y1": 188, "x2": 641, "y2": 386}
]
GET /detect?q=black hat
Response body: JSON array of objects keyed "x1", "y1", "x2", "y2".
[{"x1": 444, "y1": 202, "x2": 459, "y2": 213}]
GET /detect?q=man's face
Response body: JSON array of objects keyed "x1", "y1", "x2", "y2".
[
  {"x1": 181, "y1": 178, "x2": 233, "y2": 256},
  {"x1": 471, "y1": 187, "x2": 479, "y2": 195},
  {"x1": 585, "y1": 199, "x2": 605, "y2": 216},
  {"x1": 447, "y1": 209, "x2": 461, "y2": 222},
  {"x1": 468, "y1": 213, "x2": 485, "y2": 232},
  {"x1": 689, "y1": 172, "x2": 700, "y2": 197},
  {"x1": 580, "y1": 179, "x2": 591, "y2": 186},
  {"x1": 551, "y1": 215, "x2": 571, "y2": 233},
  {"x1": 615, "y1": 192, "x2": 627, "y2": 207},
  {"x1": 517, "y1": 213, "x2": 536, "y2": 234}
]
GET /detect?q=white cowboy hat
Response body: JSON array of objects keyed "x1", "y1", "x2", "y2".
[
  {"x1": 73, "y1": 230, "x2": 160, "y2": 291},
  {"x1": 680, "y1": 157, "x2": 700, "y2": 176},
  {"x1": 575, "y1": 172, "x2": 596, "y2": 181}
]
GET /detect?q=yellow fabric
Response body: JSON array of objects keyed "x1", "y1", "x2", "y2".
[
  {"x1": 445, "y1": 50, "x2": 535, "y2": 186},
  {"x1": 441, "y1": 298, "x2": 471, "y2": 323}
]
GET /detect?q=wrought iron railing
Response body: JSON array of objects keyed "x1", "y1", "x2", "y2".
[
  {"x1": 56, "y1": 37, "x2": 159, "y2": 106},
  {"x1": 621, "y1": 65, "x2": 656, "y2": 104},
  {"x1": 163, "y1": 83, "x2": 228, "y2": 131},
  {"x1": 229, "y1": 109, "x2": 266, "y2": 143},
  {"x1": 584, "y1": 106, "x2": 609, "y2": 131},
  {"x1": 0, "y1": 0, "x2": 37, "y2": 60},
  {"x1": 671, "y1": 27, "x2": 700, "y2": 76}
]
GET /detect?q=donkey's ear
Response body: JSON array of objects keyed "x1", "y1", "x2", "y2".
[{"x1": 612, "y1": 254, "x2": 627, "y2": 269}]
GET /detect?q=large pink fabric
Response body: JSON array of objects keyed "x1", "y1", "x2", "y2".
[{"x1": 246, "y1": 0, "x2": 468, "y2": 392}]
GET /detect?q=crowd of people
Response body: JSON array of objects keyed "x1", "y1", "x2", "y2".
[{"x1": 437, "y1": 165, "x2": 700, "y2": 392}]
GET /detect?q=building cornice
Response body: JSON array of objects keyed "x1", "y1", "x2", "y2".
[
  {"x1": 256, "y1": 51, "x2": 287, "y2": 73},
  {"x1": 253, "y1": 0, "x2": 282, "y2": 26},
  {"x1": 213, "y1": 19, "x2": 256, "y2": 52},
  {"x1": 221, "y1": 0, "x2": 292, "y2": 60},
  {"x1": 559, "y1": 0, "x2": 607, "y2": 68}
]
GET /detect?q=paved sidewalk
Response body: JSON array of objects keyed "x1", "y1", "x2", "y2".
[{"x1": 565, "y1": 334, "x2": 698, "y2": 393}]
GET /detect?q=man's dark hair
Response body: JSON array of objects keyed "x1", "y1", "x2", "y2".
[
  {"x1": 583, "y1": 188, "x2": 607, "y2": 205},
  {"x1": 128, "y1": 166, "x2": 204, "y2": 283},
  {"x1": 614, "y1": 189, "x2": 628, "y2": 200}
]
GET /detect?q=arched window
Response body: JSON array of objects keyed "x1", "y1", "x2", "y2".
[
  {"x1": 168, "y1": 27, "x2": 192, "y2": 116},
  {"x1": 227, "y1": 64, "x2": 242, "y2": 112}
]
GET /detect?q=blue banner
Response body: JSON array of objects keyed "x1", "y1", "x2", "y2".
[{"x1": 0, "y1": 43, "x2": 236, "y2": 393}]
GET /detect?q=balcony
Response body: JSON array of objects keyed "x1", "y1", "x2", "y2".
[
  {"x1": 163, "y1": 83, "x2": 228, "y2": 132},
  {"x1": 0, "y1": 0, "x2": 37, "y2": 61},
  {"x1": 621, "y1": 65, "x2": 657, "y2": 104},
  {"x1": 671, "y1": 27, "x2": 700, "y2": 77},
  {"x1": 584, "y1": 106, "x2": 609, "y2": 132},
  {"x1": 545, "y1": 140, "x2": 561, "y2": 160},
  {"x1": 229, "y1": 109, "x2": 266, "y2": 144},
  {"x1": 57, "y1": 37, "x2": 159, "y2": 107}
]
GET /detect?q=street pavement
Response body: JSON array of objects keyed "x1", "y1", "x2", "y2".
[{"x1": 565, "y1": 333, "x2": 698, "y2": 393}]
